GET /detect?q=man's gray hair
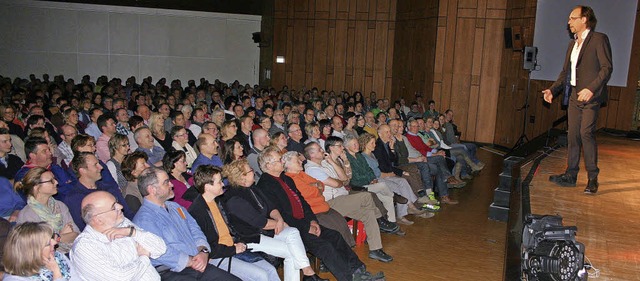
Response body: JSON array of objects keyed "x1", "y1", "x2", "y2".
[
  {"x1": 281, "y1": 151, "x2": 300, "y2": 171},
  {"x1": 137, "y1": 166, "x2": 161, "y2": 197},
  {"x1": 81, "y1": 204, "x2": 95, "y2": 224},
  {"x1": 342, "y1": 134, "x2": 358, "y2": 147},
  {"x1": 133, "y1": 126, "x2": 150, "y2": 143}
]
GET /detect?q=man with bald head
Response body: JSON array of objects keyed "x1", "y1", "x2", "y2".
[
  {"x1": 190, "y1": 133, "x2": 223, "y2": 172},
  {"x1": 71, "y1": 191, "x2": 167, "y2": 281},
  {"x1": 247, "y1": 128, "x2": 269, "y2": 180}
]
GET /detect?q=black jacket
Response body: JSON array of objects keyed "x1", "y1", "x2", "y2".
[
  {"x1": 255, "y1": 172, "x2": 317, "y2": 233},
  {"x1": 220, "y1": 185, "x2": 275, "y2": 243},
  {"x1": 187, "y1": 195, "x2": 237, "y2": 259},
  {"x1": 372, "y1": 138, "x2": 403, "y2": 176}
]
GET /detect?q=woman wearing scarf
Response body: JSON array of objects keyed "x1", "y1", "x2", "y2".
[{"x1": 15, "y1": 167, "x2": 79, "y2": 254}]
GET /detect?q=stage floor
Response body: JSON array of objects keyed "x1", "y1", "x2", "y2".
[
  {"x1": 526, "y1": 133, "x2": 640, "y2": 281},
  {"x1": 314, "y1": 133, "x2": 639, "y2": 281},
  {"x1": 320, "y1": 147, "x2": 509, "y2": 280}
]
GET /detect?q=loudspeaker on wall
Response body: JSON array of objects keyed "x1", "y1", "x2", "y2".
[{"x1": 504, "y1": 26, "x2": 523, "y2": 51}]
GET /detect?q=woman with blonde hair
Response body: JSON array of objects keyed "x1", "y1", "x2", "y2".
[
  {"x1": 2, "y1": 222, "x2": 73, "y2": 280},
  {"x1": 15, "y1": 167, "x2": 79, "y2": 254},
  {"x1": 149, "y1": 112, "x2": 171, "y2": 151}
]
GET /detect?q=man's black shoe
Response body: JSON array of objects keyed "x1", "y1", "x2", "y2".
[
  {"x1": 368, "y1": 249, "x2": 393, "y2": 263},
  {"x1": 377, "y1": 218, "x2": 398, "y2": 233},
  {"x1": 549, "y1": 173, "x2": 577, "y2": 187},
  {"x1": 302, "y1": 274, "x2": 329, "y2": 281},
  {"x1": 584, "y1": 178, "x2": 598, "y2": 195}
]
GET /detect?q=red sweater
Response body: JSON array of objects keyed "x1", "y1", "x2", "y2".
[{"x1": 404, "y1": 133, "x2": 432, "y2": 156}]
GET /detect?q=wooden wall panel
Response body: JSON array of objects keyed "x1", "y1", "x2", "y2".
[
  {"x1": 494, "y1": 0, "x2": 640, "y2": 147},
  {"x1": 271, "y1": 0, "x2": 397, "y2": 98},
  {"x1": 267, "y1": 0, "x2": 637, "y2": 147},
  {"x1": 431, "y1": 0, "x2": 506, "y2": 143},
  {"x1": 390, "y1": 0, "x2": 439, "y2": 104}
]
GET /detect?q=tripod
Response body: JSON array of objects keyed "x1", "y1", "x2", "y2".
[{"x1": 511, "y1": 68, "x2": 533, "y2": 151}]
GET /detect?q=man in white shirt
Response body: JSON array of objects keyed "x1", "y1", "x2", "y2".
[{"x1": 71, "y1": 191, "x2": 167, "y2": 281}]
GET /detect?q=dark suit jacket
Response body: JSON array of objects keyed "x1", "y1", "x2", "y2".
[
  {"x1": 372, "y1": 138, "x2": 403, "y2": 176},
  {"x1": 255, "y1": 172, "x2": 317, "y2": 233},
  {"x1": 187, "y1": 195, "x2": 237, "y2": 259},
  {"x1": 0, "y1": 154, "x2": 24, "y2": 180},
  {"x1": 550, "y1": 30, "x2": 613, "y2": 104}
]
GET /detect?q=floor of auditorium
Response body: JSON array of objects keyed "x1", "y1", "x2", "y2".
[{"x1": 314, "y1": 133, "x2": 640, "y2": 281}]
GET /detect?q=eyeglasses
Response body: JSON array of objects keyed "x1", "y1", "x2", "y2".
[
  {"x1": 242, "y1": 168, "x2": 254, "y2": 176},
  {"x1": 92, "y1": 200, "x2": 120, "y2": 217},
  {"x1": 38, "y1": 178, "x2": 57, "y2": 185}
]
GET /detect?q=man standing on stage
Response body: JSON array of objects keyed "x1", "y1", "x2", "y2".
[{"x1": 542, "y1": 5, "x2": 612, "y2": 195}]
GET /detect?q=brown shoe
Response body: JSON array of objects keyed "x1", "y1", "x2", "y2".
[{"x1": 440, "y1": 196, "x2": 459, "y2": 205}]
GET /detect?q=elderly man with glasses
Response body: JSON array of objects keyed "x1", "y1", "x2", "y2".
[{"x1": 71, "y1": 191, "x2": 167, "y2": 281}]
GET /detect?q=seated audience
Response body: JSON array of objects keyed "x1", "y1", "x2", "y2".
[
  {"x1": 163, "y1": 150, "x2": 196, "y2": 209},
  {"x1": 285, "y1": 151, "x2": 394, "y2": 262},
  {"x1": 0, "y1": 128, "x2": 23, "y2": 180},
  {"x1": 2, "y1": 222, "x2": 73, "y2": 280},
  {"x1": 286, "y1": 124, "x2": 305, "y2": 154},
  {"x1": 105, "y1": 134, "x2": 130, "y2": 195},
  {"x1": 63, "y1": 152, "x2": 132, "y2": 230},
  {"x1": 71, "y1": 191, "x2": 167, "y2": 280},
  {"x1": 188, "y1": 165, "x2": 281, "y2": 281},
  {"x1": 191, "y1": 133, "x2": 223, "y2": 172},
  {"x1": 56, "y1": 125, "x2": 76, "y2": 168},
  {"x1": 133, "y1": 167, "x2": 242, "y2": 280},
  {"x1": 170, "y1": 126, "x2": 197, "y2": 169},
  {"x1": 0, "y1": 177, "x2": 24, "y2": 223},
  {"x1": 134, "y1": 127, "x2": 165, "y2": 167},
  {"x1": 15, "y1": 168, "x2": 79, "y2": 254},
  {"x1": 0, "y1": 120, "x2": 26, "y2": 162},
  {"x1": 150, "y1": 112, "x2": 172, "y2": 151},
  {"x1": 171, "y1": 112, "x2": 197, "y2": 146},
  {"x1": 247, "y1": 128, "x2": 270, "y2": 181},
  {"x1": 84, "y1": 108, "x2": 103, "y2": 140},
  {"x1": 343, "y1": 135, "x2": 428, "y2": 225},
  {"x1": 222, "y1": 139, "x2": 244, "y2": 165},
  {"x1": 269, "y1": 132, "x2": 288, "y2": 155},
  {"x1": 95, "y1": 113, "x2": 118, "y2": 163},
  {"x1": 220, "y1": 160, "x2": 326, "y2": 281},
  {"x1": 304, "y1": 122, "x2": 325, "y2": 149},
  {"x1": 120, "y1": 151, "x2": 149, "y2": 214},
  {"x1": 15, "y1": 137, "x2": 76, "y2": 200},
  {"x1": 256, "y1": 147, "x2": 383, "y2": 281}
]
